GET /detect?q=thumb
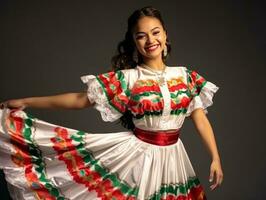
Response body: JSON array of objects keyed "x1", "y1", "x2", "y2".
[{"x1": 209, "y1": 169, "x2": 214, "y2": 182}]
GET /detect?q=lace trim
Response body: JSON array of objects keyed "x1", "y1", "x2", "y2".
[
  {"x1": 81, "y1": 75, "x2": 122, "y2": 122},
  {"x1": 185, "y1": 81, "x2": 219, "y2": 116}
]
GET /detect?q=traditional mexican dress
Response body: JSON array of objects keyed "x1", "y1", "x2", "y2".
[{"x1": 0, "y1": 65, "x2": 219, "y2": 200}]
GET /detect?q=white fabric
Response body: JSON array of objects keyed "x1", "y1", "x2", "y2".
[
  {"x1": 81, "y1": 66, "x2": 219, "y2": 131},
  {"x1": 185, "y1": 81, "x2": 219, "y2": 116},
  {"x1": 80, "y1": 75, "x2": 123, "y2": 122},
  {"x1": 0, "y1": 66, "x2": 218, "y2": 199},
  {"x1": 1, "y1": 109, "x2": 196, "y2": 199}
]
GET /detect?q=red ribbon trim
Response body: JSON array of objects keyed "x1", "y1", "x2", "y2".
[{"x1": 133, "y1": 127, "x2": 180, "y2": 146}]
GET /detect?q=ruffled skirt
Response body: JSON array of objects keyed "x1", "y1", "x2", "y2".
[{"x1": 0, "y1": 109, "x2": 207, "y2": 200}]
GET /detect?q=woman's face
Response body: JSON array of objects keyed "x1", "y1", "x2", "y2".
[{"x1": 132, "y1": 16, "x2": 167, "y2": 62}]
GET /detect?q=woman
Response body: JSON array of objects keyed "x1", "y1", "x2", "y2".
[{"x1": 0, "y1": 6, "x2": 223, "y2": 200}]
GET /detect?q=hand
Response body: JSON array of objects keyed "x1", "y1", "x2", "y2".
[
  {"x1": 209, "y1": 159, "x2": 223, "y2": 190},
  {"x1": 0, "y1": 99, "x2": 27, "y2": 110}
]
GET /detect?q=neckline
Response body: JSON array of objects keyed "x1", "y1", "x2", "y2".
[{"x1": 137, "y1": 65, "x2": 168, "y2": 74}]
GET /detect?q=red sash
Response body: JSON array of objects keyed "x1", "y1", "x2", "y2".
[{"x1": 133, "y1": 127, "x2": 180, "y2": 146}]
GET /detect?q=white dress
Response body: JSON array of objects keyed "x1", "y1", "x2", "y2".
[{"x1": 0, "y1": 65, "x2": 218, "y2": 200}]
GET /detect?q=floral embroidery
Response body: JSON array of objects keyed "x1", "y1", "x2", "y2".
[
  {"x1": 96, "y1": 70, "x2": 130, "y2": 113},
  {"x1": 148, "y1": 177, "x2": 207, "y2": 200},
  {"x1": 186, "y1": 69, "x2": 207, "y2": 97},
  {"x1": 94, "y1": 68, "x2": 208, "y2": 120},
  {"x1": 51, "y1": 127, "x2": 139, "y2": 199},
  {"x1": 129, "y1": 78, "x2": 190, "y2": 119},
  {"x1": 6, "y1": 110, "x2": 65, "y2": 200}
]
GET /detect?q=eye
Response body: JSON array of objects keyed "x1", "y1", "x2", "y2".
[
  {"x1": 136, "y1": 35, "x2": 146, "y2": 40},
  {"x1": 153, "y1": 31, "x2": 160, "y2": 35}
]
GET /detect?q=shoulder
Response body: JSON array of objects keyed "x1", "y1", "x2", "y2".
[
  {"x1": 98, "y1": 68, "x2": 136, "y2": 79},
  {"x1": 166, "y1": 65, "x2": 188, "y2": 78},
  {"x1": 179, "y1": 66, "x2": 204, "y2": 79},
  {"x1": 167, "y1": 65, "x2": 188, "y2": 72},
  {"x1": 167, "y1": 66, "x2": 206, "y2": 83},
  {"x1": 119, "y1": 68, "x2": 138, "y2": 81},
  {"x1": 120, "y1": 67, "x2": 137, "y2": 75},
  {"x1": 109, "y1": 68, "x2": 138, "y2": 89}
]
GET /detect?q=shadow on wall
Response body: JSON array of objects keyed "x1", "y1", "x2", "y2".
[{"x1": 0, "y1": 170, "x2": 11, "y2": 200}]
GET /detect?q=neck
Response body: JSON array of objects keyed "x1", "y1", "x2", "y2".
[{"x1": 141, "y1": 57, "x2": 166, "y2": 71}]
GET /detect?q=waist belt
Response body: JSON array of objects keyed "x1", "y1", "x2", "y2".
[{"x1": 133, "y1": 127, "x2": 180, "y2": 146}]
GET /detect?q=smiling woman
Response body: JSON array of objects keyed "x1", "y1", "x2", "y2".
[
  {"x1": 0, "y1": 5, "x2": 223, "y2": 200},
  {"x1": 133, "y1": 17, "x2": 167, "y2": 64}
]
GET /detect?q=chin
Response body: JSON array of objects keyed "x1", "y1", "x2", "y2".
[{"x1": 143, "y1": 53, "x2": 162, "y2": 60}]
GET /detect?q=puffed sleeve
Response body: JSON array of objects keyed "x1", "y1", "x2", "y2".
[
  {"x1": 80, "y1": 70, "x2": 130, "y2": 122},
  {"x1": 185, "y1": 68, "x2": 219, "y2": 117}
]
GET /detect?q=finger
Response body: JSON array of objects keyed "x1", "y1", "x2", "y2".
[
  {"x1": 210, "y1": 183, "x2": 218, "y2": 190},
  {"x1": 218, "y1": 173, "x2": 223, "y2": 185},
  {"x1": 209, "y1": 169, "x2": 214, "y2": 182},
  {"x1": 215, "y1": 171, "x2": 223, "y2": 185},
  {"x1": 210, "y1": 173, "x2": 223, "y2": 190},
  {"x1": 215, "y1": 173, "x2": 220, "y2": 187},
  {"x1": 209, "y1": 170, "x2": 217, "y2": 190},
  {"x1": 210, "y1": 177, "x2": 219, "y2": 190}
]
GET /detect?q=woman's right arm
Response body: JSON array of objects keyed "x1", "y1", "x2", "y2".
[{"x1": 0, "y1": 92, "x2": 93, "y2": 110}]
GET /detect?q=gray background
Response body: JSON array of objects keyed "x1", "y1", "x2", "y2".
[{"x1": 0, "y1": 0, "x2": 265, "y2": 199}]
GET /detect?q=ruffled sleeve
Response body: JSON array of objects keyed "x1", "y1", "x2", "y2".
[
  {"x1": 185, "y1": 68, "x2": 219, "y2": 117},
  {"x1": 80, "y1": 70, "x2": 130, "y2": 122}
]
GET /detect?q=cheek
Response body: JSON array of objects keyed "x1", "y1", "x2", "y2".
[
  {"x1": 135, "y1": 41, "x2": 146, "y2": 51},
  {"x1": 158, "y1": 35, "x2": 166, "y2": 43},
  {"x1": 158, "y1": 33, "x2": 167, "y2": 43}
]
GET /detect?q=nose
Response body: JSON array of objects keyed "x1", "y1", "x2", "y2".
[{"x1": 146, "y1": 33, "x2": 155, "y2": 44}]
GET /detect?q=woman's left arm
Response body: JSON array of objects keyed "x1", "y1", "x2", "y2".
[{"x1": 190, "y1": 108, "x2": 224, "y2": 191}]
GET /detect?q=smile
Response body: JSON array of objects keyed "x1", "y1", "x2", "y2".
[{"x1": 145, "y1": 44, "x2": 160, "y2": 52}]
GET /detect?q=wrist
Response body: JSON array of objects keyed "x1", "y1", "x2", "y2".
[
  {"x1": 22, "y1": 98, "x2": 30, "y2": 108},
  {"x1": 212, "y1": 157, "x2": 221, "y2": 162}
]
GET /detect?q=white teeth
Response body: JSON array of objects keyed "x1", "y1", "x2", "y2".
[{"x1": 147, "y1": 45, "x2": 159, "y2": 50}]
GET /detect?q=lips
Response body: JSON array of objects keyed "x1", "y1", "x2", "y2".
[{"x1": 145, "y1": 44, "x2": 160, "y2": 51}]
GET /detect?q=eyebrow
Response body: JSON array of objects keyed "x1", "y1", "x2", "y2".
[{"x1": 135, "y1": 27, "x2": 160, "y2": 35}]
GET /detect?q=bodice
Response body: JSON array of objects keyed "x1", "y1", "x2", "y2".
[{"x1": 81, "y1": 65, "x2": 219, "y2": 131}]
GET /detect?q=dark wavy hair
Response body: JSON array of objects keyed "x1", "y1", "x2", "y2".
[{"x1": 111, "y1": 6, "x2": 172, "y2": 130}]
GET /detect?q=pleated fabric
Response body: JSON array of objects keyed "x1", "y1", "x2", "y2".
[
  {"x1": 0, "y1": 65, "x2": 218, "y2": 199},
  {"x1": 0, "y1": 108, "x2": 207, "y2": 200}
]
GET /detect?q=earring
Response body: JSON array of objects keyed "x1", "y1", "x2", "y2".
[
  {"x1": 163, "y1": 45, "x2": 168, "y2": 57},
  {"x1": 133, "y1": 48, "x2": 138, "y2": 63}
]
